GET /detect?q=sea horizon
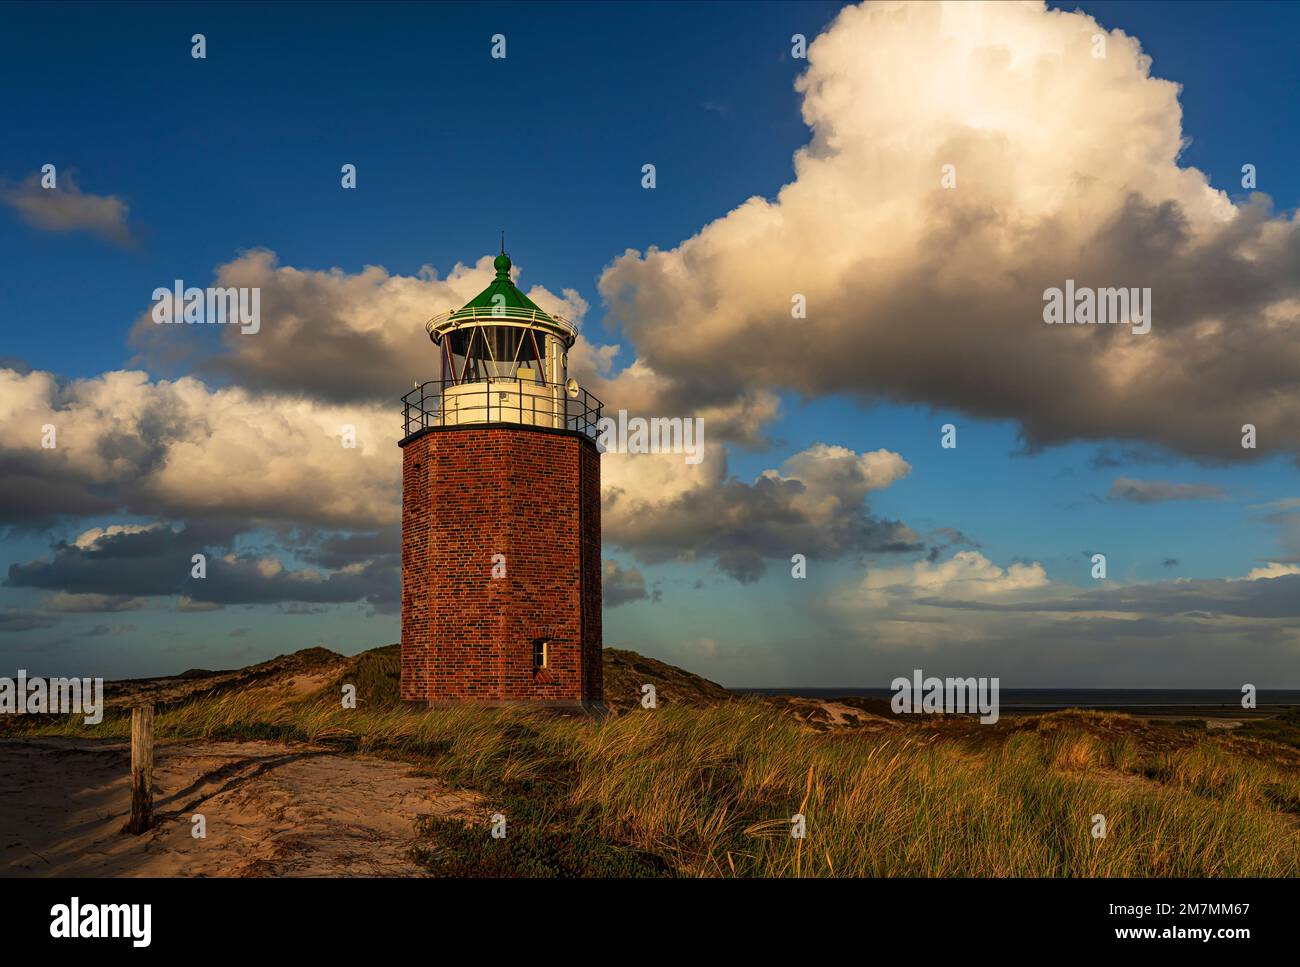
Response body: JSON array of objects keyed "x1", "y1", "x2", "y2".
[{"x1": 734, "y1": 687, "x2": 1300, "y2": 712}]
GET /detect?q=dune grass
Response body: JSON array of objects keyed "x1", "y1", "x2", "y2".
[{"x1": 9, "y1": 672, "x2": 1300, "y2": 877}]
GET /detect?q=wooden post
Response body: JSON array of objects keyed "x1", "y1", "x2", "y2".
[{"x1": 124, "y1": 705, "x2": 154, "y2": 835}]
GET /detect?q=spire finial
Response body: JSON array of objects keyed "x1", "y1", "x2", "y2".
[{"x1": 493, "y1": 234, "x2": 512, "y2": 280}]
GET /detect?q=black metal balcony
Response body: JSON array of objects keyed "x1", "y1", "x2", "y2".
[{"x1": 401, "y1": 376, "x2": 604, "y2": 441}]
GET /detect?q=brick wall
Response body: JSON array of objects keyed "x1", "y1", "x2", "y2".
[{"x1": 399, "y1": 424, "x2": 603, "y2": 707}]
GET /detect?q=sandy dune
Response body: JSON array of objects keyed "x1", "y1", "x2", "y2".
[{"x1": 0, "y1": 738, "x2": 483, "y2": 877}]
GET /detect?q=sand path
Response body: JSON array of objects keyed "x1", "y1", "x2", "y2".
[{"x1": 0, "y1": 738, "x2": 482, "y2": 877}]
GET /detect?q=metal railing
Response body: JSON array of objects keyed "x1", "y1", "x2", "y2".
[
  {"x1": 401, "y1": 376, "x2": 603, "y2": 440},
  {"x1": 426, "y1": 306, "x2": 577, "y2": 341}
]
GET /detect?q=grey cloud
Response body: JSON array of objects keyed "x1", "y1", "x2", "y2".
[
  {"x1": 80, "y1": 624, "x2": 135, "y2": 637},
  {"x1": 606, "y1": 466, "x2": 921, "y2": 584},
  {"x1": 602, "y1": 560, "x2": 650, "y2": 607},
  {"x1": 6, "y1": 521, "x2": 240, "y2": 598},
  {"x1": 1108, "y1": 477, "x2": 1225, "y2": 503},
  {"x1": 0, "y1": 608, "x2": 61, "y2": 633},
  {"x1": 1253, "y1": 499, "x2": 1300, "y2": 561},
  {"x1": 5, "y1": 522, "x2": 399, "y2": 613},
  {"x1": 294, "y1": 527, "x2": 400, "y2": 570},
  {"x1": 0, "y1": 171, "x2": 135, "y2": 245},
  {"x1": 280, "y1": 603, "x2": 330, "y2": 615},
  {"x1": 916, "y1": 573, "x2": 1300, "y2": 620},
  {"x1": 42, "y1": 593, "x2": 147, "y2": 613},
  {"x1": 0, "y1": 448, "x2": 120, "y2": 527}
]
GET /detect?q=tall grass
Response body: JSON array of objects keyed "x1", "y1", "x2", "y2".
[{"x1": 11, "y1": 684, "x2": 1299, "y2": 877}]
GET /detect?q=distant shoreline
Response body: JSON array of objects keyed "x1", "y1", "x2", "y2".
[{"x1": 735, "y1": 688, "x2": 1300, "y2": 717}]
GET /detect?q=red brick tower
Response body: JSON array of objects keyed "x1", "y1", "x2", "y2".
[{"x1": 399, "y1": 248, "x2": 605, "y2": 712}]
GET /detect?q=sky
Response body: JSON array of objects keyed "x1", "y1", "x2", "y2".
[{"x1": 1, "y1": 0, "x2": 1299, "y2": 688}]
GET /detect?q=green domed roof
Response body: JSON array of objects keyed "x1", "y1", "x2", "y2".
[{"x1": 454, "y1": 244, "x2": 554, "y2": 321}]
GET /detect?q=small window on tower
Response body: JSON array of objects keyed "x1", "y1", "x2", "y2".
[{"x1": 533, "y1": 638, "x2": 550, "y2": 670}]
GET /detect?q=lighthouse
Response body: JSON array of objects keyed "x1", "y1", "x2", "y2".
[{"x1": 398, "y1": 248, "x2": 605, "y2": 712}]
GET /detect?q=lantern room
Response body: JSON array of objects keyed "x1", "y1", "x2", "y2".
[{"x1": 402, "y1": 250, "x2": 600, "y2": 437}]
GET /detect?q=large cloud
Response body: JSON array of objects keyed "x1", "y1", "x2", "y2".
[
  {"x1": 0, "y1": 367, "x2": 398, "y2": 528},
  {"x1": 129, "y1": 250, "x2": 590, "y2": 404},
  {"x1": 125, "y1": 246, "x2": 781, "y2": 445},
  {"x1": 595, "y1": 0, "x2": 1300, "y2": 460},
  {"x1": 603, "y1": 442, "x2": 919, "y2": 581}
]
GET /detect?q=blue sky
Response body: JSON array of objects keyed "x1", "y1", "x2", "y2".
[{"x1": 2, "y1": 1, "x2": 1299, "y2": 687}]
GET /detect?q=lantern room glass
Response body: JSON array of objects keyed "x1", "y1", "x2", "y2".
[{"x1": 444, "y1": 325, "x2": 551, "y2": 383}]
